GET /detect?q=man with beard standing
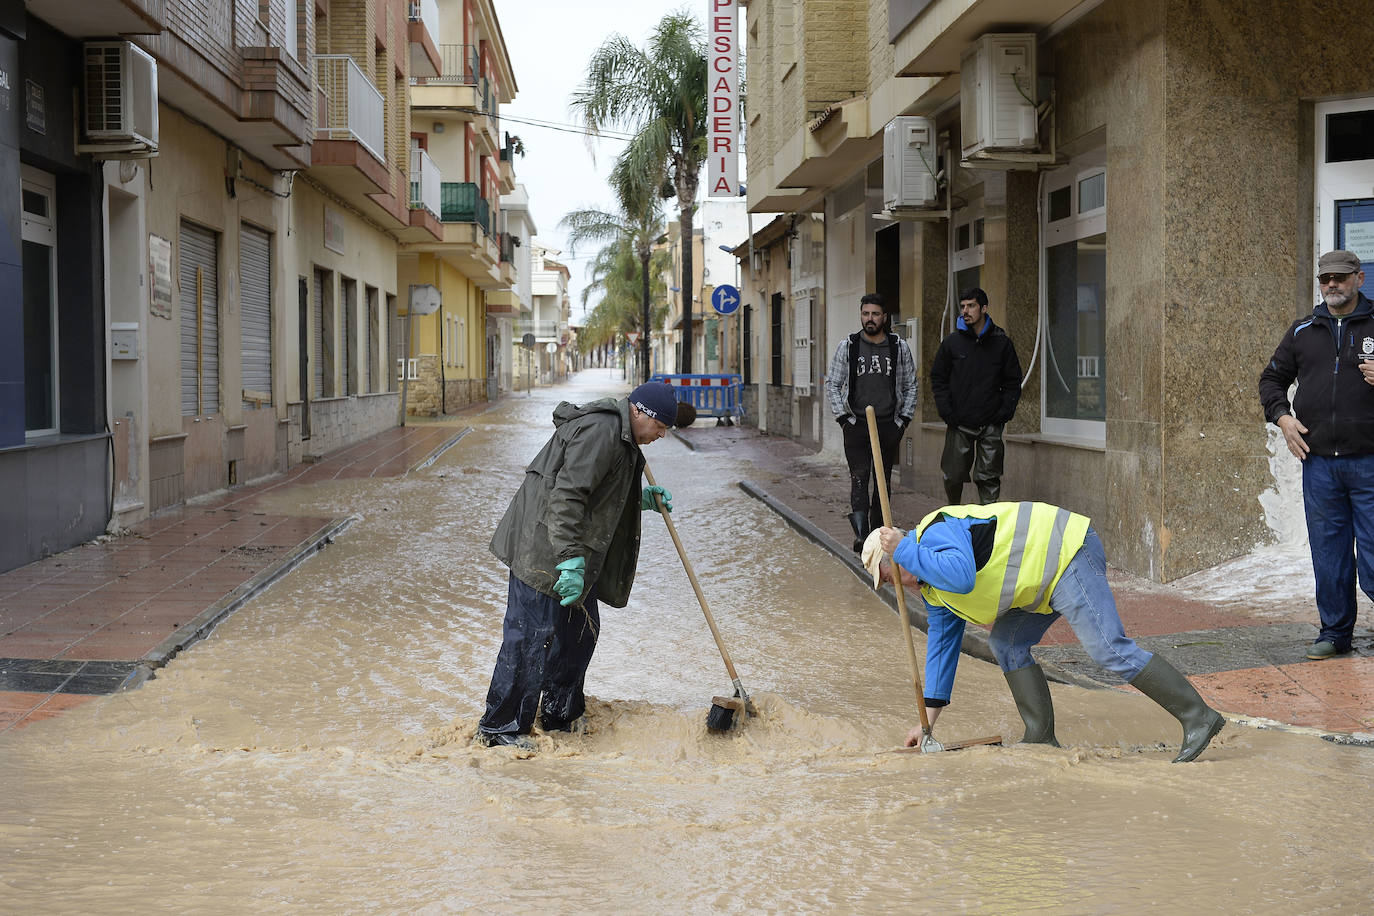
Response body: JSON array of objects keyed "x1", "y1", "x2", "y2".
[
  {"x1": 826, "y1": 293, "x2": 918, "y2": 552},
  {"x1": 1260, "y1": 249, "x2": 1374, "y2": 660}
]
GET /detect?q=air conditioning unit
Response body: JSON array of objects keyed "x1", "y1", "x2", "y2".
[
  {"x1": 78, "y1": 41, "x2": 159, "y2": 158},
  {"x1": 883, "y1": 116, "x2": 939, "y2": 210},
  {"x1": 960, "y1": 33, "x2": 1038, "y2": 158}
]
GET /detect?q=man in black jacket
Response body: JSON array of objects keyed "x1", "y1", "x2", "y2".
[
  {"x1": 930, "y1": 288, "x2": 1022, "y2": 505},
  {"x1": 1259, "y1": 249, "x2": 1374, "y2": 661}
]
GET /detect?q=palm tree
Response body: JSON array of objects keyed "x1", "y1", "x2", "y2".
[
  {"x1": 571, "y1": 11, "x2": 708, "y2": 375},
  {"x1": 560, "y1": 156, "x2": 667, "y2": 383},
  {"x1": 577, "y1": 238, "x2": 672, "y2": 369}
]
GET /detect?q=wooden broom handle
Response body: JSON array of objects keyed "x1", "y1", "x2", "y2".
[{"x1": 865, "y1": 406, "x2": 933, "y2": 736}]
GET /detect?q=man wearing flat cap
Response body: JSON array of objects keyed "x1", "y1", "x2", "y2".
[
  {"x1": 1260, "y1": 249, "x2": 1374, "y2": 660},
  {"x1": 478, "y1": 382, "x2": 695, "y2": 748}
]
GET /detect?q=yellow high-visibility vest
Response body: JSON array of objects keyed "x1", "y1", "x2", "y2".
[{"x1": 915, "y1": 502, "x2": 1090, "y2": 625}]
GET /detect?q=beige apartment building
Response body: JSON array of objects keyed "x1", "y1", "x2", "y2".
[
  {"x1": 739, "y1": 0, "x2": 1374, "y2": 581},
  {"x1": 2, "y1": 0, "x2": 525, "y2": 572}
]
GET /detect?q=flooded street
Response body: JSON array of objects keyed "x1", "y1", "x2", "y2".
[{"x1": 3, "y1": 371, "x2": 1372, "y2": 913}]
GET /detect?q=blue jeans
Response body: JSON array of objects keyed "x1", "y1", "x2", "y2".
[
  {"x1": 1302, "y1": 453, "x2": 1374, "y2": 650},
  {"x1": 988, "y1": 529, "x2": 1152, "y2": 681}
]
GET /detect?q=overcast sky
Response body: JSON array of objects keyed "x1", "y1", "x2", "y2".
[{"x1": 497, "y1": 1, "x2": 703, "y2": 322}]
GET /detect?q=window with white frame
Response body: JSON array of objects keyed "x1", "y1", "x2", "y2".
[
  {"x1": 21, "y1": 166, "x2": 58, "y2": 437},
  {"x1": 1041, "y1": 149, "x2": 1107, "y2": 439},
  {"x1": 951, "y1": 199, "x2": 985, "y2": 308}
]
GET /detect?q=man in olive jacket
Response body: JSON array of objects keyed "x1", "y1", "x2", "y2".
[{"x1": 478, "y1": 381, "x2": 691, "y2": 749}]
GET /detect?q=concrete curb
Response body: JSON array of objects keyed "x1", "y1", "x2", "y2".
[
  {"x1": 410, "y1": 427, "x2": 472, "y2": 472},
  {"x1": 123, "y1": 516, "x2": 357, "y2": 690}
]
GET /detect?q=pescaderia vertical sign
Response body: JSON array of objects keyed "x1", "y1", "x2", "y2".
[{"x1": 708, "y1": 0, "x2": 738, "y2": 197}]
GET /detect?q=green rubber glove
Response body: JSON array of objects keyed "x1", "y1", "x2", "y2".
[
  {"x1": 641, "y1": 484, "x2": 673, "y2": 513},
  {"x1": 553, "y1": 556, "x2": 586, "y2": 607}
]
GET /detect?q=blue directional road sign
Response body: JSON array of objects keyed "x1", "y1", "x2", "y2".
[{"x1": 711, "y1": 283, "x2": 740, "y2": 315}]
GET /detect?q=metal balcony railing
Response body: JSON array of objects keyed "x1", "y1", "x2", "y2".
[
  {"x1": 409, "y1": 148, "x2": 441, "y2": 219},
  {"x1": 440, "y1": 181, "x2": 491, "y2": 234},
  {"x1": 407, "y1": 0, "x2": 438, "y2": 35},
  {"x1": 516, "y1": 320, "x2": 561, "y2": 339},
  {"x1": 415, "y1": 44, "x2": 480, "y2": 86},
  {"x1": 315, "y1": 55, "x2": 385, "y2": 161}
]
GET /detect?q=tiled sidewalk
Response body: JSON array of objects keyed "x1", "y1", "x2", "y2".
[
  {"x1": 0, "y1": 422, "x2": 470, "y2": 732},
  {"x1": 680, "y1": 422, "x2": 1374, "y2": 744}
]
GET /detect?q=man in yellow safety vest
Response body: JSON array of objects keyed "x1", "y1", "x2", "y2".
[{"x1": 873, "y1": 502, "x2": 1225, "y2": 762}]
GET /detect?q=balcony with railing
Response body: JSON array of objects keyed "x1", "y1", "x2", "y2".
[
  {"x1": 316, "y1": 56, "x2": 384, "y2": 159},
  {"x1": 410, "y1": 148, "x2": 441, "y2": 219},
  {"x1": 311, "y1": 55, "x2": 390, "y2": 197},
  {"x1": 441, "y1": 182, "x2": 491, "y2": 234},
  {"x1": 407, "y1": 0, "x2": 441, "y2": 78},
  {"x1": 410, "y1": 44, "x2": 501, "y2": 152},
  {"x1": 516, "y1": 320, "x2": 562, "y2": 340},
  {"x1": 413, "y1": 44, "x2": 480, "y2": 86},
  {"x1": 401, "y1": 147, "x2": 443, "y2": 241},
  {"x1": 497, "y1": 132, "x2": 520, "y2": 192}
]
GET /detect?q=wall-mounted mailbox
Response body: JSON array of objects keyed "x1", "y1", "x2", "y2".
[{"x1": 111, "y1": 322, "x2": 139, "y2": 360}]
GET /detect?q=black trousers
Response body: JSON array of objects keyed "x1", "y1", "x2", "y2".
[
  {"x1": 940, "y1": 423, "x2": 1006, "y2": 505},
  {"x1": 479, "y1": 572, "x2": 600, "y2": 737},
  {"x1": 841, "y1": 415, "x2": 904, "y2": 526}
]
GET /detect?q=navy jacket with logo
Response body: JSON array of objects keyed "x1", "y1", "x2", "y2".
[{"x1": 1259, "y1": 292, "x2": 1374, "y2": 457}]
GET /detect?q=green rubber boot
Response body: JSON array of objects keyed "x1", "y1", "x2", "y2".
[
  {"x1": 1129, "y1": 655, "x2": 1225, "y2": 763},
  {"x1": 1004, "y1": 664, "x2": 1060, "y2": 746}
]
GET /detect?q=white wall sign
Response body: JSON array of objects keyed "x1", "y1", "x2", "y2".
[
  {"x1": 1343, "y1": 221, "x2": 1374, "y2": 262},
  {"x1": 708, "y1": 0, "x2": 739, "y2": 197},
  {"x1": 324, "y1": 205, "x2": 345, "y2": 255}
]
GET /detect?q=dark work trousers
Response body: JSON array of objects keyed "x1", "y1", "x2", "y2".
[
  {"x1": 841, "y1": 415, "x2": 904, "y2": 527},
  {"x1": 478, "y1": 572, "x2": 601, "y2": 737},
  {"x1": 1302, "y1": 453, "x2": 1374, "y2": 651},
  {"x1": 941, "y1": 423, "x2": 1006, "y2": 505}
]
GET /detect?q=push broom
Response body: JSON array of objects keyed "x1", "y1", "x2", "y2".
[
  {"x1": 643, "y1": 462, "x2": 757, "y2": 732},
  {"x1": 865, "y1": 406, "x2": 1001, "y2": 754}
]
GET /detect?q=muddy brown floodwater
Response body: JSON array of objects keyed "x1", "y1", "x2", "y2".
[{"x1": 2, "y1": 371, "x2": 1372, "y2": 913}]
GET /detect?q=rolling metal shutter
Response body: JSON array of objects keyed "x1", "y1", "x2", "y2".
[
  {"x1": 313, "y1": 269, "x2": 325, "y2": 398},
  {"x1": 341, "y1": 279, "x2": 354, "y2": 395},
  {"x1": 240, "y1": 224, "x2": 272, "y2": 405},
  {"x1": 179, "y1": 221, "x2": 219, "y2": 416},
  {"x1": 366, "y1": 287, "x2": 379, "y2": 393}
]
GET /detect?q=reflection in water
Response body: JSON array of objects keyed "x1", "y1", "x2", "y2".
[{"x1": 3, "y1": 371, "x2": 1371, "y2": 912}]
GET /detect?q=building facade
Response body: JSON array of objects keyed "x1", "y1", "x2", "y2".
[
  {"x1": 401, "y1": 0, "x2": 517, "y2": 414},
  {"x1": 2, "y1": 0, "x2": 526, "y2": 573},
  {"x1": 740, "y1": 0, "x2": 1374, "y2": 581}
]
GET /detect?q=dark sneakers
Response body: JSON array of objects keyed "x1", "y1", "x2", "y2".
[
  {"x1": 1306, "y1": 640, "x2": 1352, "y2": 660},
  {"x1": 477, "y1": 730, "x2": 536, "y2": 751}
]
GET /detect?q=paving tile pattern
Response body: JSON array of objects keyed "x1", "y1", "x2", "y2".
[{"x1": 0, "y1": 422, "x2": 469, "y2": 733}]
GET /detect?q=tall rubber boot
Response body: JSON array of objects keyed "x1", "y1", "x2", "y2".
[
  {"x1": 1128, "y1": 655, "x2": 1225, "y2": 763},
  {"x1": 848, "y1": 511, "x2": 868, "y2": 553},
  {"x1": 1004, "y1": 664, "x2": 1060, "y2": 746}
]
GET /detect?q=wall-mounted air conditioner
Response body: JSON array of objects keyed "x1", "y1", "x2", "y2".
[
  {"x1": 960, "y1": 33, "x2": 1037, "y2": 159},
  {"x1": 78, "y1": 41, "x2": 159, "y2": 158},
  {"x1": 883, "y1": 116, "x2": 939, "y2": 210}
]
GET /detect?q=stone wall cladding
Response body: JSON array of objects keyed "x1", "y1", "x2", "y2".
[{"x1": 290, "y1": 393, "x2": 402, "y2": 459}]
